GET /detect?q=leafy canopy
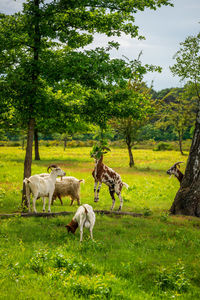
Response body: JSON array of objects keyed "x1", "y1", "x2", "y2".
[{"x1": 90, "y1": 141, "x2": 111, "y2": 159}]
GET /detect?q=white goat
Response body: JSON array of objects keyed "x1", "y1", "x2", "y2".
[
  {"x1": 23, "y1": 166, "x2": 66, "y2": 213},
  {"x1": 66, "y1": 204, "x2": 95, "y2": 242},
  {"x1": 52, "y1": 176, "x2": 85, "y2": 206}
]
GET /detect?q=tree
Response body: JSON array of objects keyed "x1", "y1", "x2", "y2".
[
  {"x1": 110, "y1": 53, "x2": 158, "y2": 167},
  {"x1": 0, "y1": 0, "x2": 173, "y2": 208},
  {"x1": 156, "y1": 86, "x2": 196, "y2": 155},
  {"x1": 169, "y1": 32, "x2": 200, "y2": 216}
]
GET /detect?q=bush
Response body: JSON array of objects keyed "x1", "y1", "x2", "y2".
[{"x1": 153, "y1": 142, "x2": 173, "y2": 151}]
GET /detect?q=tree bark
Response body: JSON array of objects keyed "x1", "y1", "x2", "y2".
[
  {"x1": 22, "y1": 118, "x2": 35, "y2": 207},
  {"x1": 170, "y1": 106, "x2": 200, "y2": 216},
  {"x1": 64, "y1": 139, "x2": 67, "y2": 151},
  {"x1": 178, "y1": 130, "x2": 184, "y2": 155},
  {"x1": 22, "y1": 0, "x2": 40, "y2": 208},
  {"x1": 34, "y1": 128, "x2": 40, "y2": 160},
  {"x1": 127, "y1": 144, "x2": 134, "y2": 167}
]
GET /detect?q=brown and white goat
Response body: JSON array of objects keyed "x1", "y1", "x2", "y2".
[
  {"x1": 66, "y1": 204, "x2": 95, "y2": 242},
  {"x1": 166, "y1": 162, "x2": 184, "y2": 183},
  {"x1": 91, "y1": 147, "x2": 129, "y2": 211}
]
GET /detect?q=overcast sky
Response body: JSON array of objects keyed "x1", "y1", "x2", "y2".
[{"x1": 1, "y1": 0, "x2": 200, "y2": 91}]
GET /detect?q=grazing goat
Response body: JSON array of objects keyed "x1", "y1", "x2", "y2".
[
  {"x1": 90, "y1": 145, "x2": 129, "y2": 211},
  {"x1": 66, "y1": 204, "x2": 95, "y2": 242},
  {"x1": 167, "y1": 162, "x2": 184, "y2": 183},
  {"x1": 52, "y1": 176, "x2": 85, "y2": 206},
  {"x1": 23, "y1": 165, "x2": 66, "y2": 213}
]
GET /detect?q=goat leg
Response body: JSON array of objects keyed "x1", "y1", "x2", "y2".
[
  {"x1": 94, "y1": 181, "x2": 98, "y2": 202},
  {"x1": 109, "y1": 188, "x2": 116, "y2": 210}
]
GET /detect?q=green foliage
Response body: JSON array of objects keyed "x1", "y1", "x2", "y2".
[
  {"x1": 0, "y1": 0, "x2": 173, "y2": 135},
  {"x1": 170, "y1": 33, "x2": 200, "y2": 87},
  {"x1": 153, "y1": 142, "x2": 173, "y2": 151},
  {"x1": 90, "y1": 141, "x2": 111, "y2": 159},
  {"x1": 143, "y1": 207, "x2": 153, "y2": 217},
  {"x1": 155, "y1": 86, "x2": 197, "y2": 154},
  {"x1": 155, "y1": 261, "x2": 190, "y2": 292}
]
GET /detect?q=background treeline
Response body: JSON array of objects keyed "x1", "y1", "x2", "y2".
[{"x1": 1, "y1": 85, "x2": 196, "y2": 145}]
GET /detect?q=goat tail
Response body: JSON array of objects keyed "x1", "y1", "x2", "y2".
[
  {"x1": 123, "y1": 182, "x2": 129, "y2": 189},
  {"x1": 23, "y1": 178, "x2": 30, "y2": 184},
  {"x1": 82, "y1": 205, "x2": 88, "y2": 214},
  {"x1": 23, "y1": 178, "x2": 31, "y2": 198},
  {"x1": 79, "y1": 179, "x2": 85, "y2": 184}
]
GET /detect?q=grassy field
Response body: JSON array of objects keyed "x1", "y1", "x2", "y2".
[{"x1": 1, "y1": 146, "x2": 200, "y2": 299}]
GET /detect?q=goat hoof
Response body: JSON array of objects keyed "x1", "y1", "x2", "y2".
[{"x1": 94, "y1": 199, "x2": 99, "y2": 203}]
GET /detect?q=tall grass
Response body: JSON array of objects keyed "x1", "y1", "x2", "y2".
[{"x1": 1, "y1": 146, "x2": 200, "y2": 299}]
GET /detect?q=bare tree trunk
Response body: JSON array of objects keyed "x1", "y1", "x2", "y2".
[
  {"x1": 22, "y1": 137, "x2": 25, "y2": 150},
  {"x1": 64, "y1": 139, "x2": 67, "y2": 151},
  {"x1": 22, "y1": 0, "x2": 40, "y2": 208},
  {"x1": 127, "y1": 144, "x2": 134, "y2": 167},
  {"x1": 178, "y1": 131, "x2": 184, "y2": 155},
  {"x1": 170, "y1": 106, "x2": 200, "y2": 216},
  {"x1": 22, "y1": 118, "x2": 35, "y2": 207},
  {"x1": 34, "y1": 128, "x2": 40, "y2": 160}
]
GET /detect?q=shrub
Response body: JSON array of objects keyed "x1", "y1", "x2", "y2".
[
  {"x1": 143, "y1": 207, "x2": 153, "y2": 217},
  {"x1": 153, "y1": 142, "x2": 173, "y2": 151}
]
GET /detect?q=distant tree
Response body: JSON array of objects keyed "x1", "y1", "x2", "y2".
[
  {"x1": 156, "y1": 86, "x2": 196, "y2": 155},
  {"x1": 169, "y1": 32, "x2": 200, "y2": 216},
  {"x1": 110, "y1": 53, "x2": 158, "y2": 167}
]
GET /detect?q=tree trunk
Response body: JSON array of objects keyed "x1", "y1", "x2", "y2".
[
  {"x1": 178, "y1": 131, "x2": 184, "y2": 155},
  {"x1": 34, "y1": 128, "x2": 40, "y2": 160},
  {"x1": 64, "y1": 139, "x2": 67, "y2": 151},
  {"x1": 22, "y1": 0, "x2": 40, "y2": 208},
  {"x1": 127, "y1": 144, "x2": 134, "y2": 167},
  {"x1": 22, "y1": 118, "x2": 35, "y2": 207},
  {"x1": 22, "y1": 137, "x2": 25, "y2": 150},
  {"x1": 170, "y1": 107, "x2": 200, "y2": 216}
]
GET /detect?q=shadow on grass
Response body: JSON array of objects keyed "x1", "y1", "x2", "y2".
[{"x1": 9, "y1": 157, "x2": 91, "y2": 164}]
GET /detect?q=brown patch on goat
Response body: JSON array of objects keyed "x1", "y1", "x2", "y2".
[
  {"x1": 83, "y1": 205, "x2": 88, "y2": 214},
  {"x1": 65, "y1": 219, "x2": 78, "y2": 234}
]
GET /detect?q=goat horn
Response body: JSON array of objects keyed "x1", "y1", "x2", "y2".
[
  {"x1": 102, "y1": 146, "x2": 111, "y2": 151},
  {"x1": 173, "y1": 161, "x2": 184, "y2": 167},
  {"x1": 47, "y1": 164, "x2": 58, "y2": 173}
]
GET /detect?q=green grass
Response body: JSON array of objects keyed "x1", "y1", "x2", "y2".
[{"x1": 1, "y1": 146, "x2": 200, "y2": 299}]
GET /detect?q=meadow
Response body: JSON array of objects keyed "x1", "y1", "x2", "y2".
[{"x1": 1, "y1": 146, "x2": 200, "y2": 299}]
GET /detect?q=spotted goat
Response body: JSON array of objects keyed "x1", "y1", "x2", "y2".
[
  {"x1": 90, "y1": 145, "x2": 129, "y2": 211},
  {"x1": 166, "y1": 161, "x2": 184, "y2": 183}
]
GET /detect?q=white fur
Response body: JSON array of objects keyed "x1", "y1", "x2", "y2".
[
  {"x1": 73, "y1": 204, "x2": 95, "y2": 242},
  {"x1": 23, "y1": 167, "x2": 66, "y2": 213}
]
